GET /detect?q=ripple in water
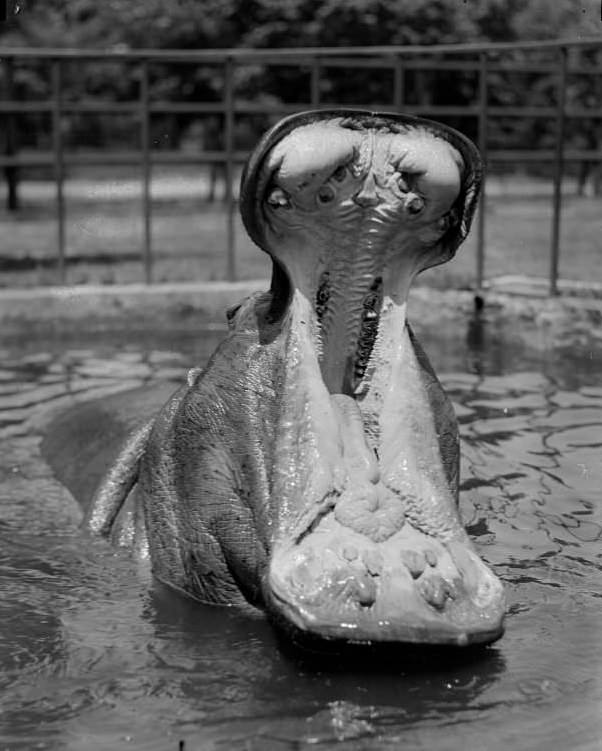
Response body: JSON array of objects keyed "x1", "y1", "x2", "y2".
[{"x1": 0, "y1": 325, "x2": 601, "y2": 751}]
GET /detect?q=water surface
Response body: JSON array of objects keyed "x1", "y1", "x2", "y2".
[{"x1": 1, "y1": 317, "x2": 601, "y2": 750}]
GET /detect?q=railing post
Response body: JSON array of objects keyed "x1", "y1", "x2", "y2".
[
  {"x1": 311, "y1": 57, "x2": 321, "y2": 107},
  {"x1": 393, "y1": 55, "x2": 404, "y2": 110},
  {"x1": 51, "y1": 58, "x2": 66, "y2": 284},
  {"x1": 139, "y1": 59, "x2": 152, "y2": 283},
  {"x1": 476, "y1": 51, "x2": 488, "y2": 292},
  {"x1": 550, "y1": 46, "x2": 567, "y2": 297},
  {"x1": 3, "y1": 56, "x2": 19, "y2": 212},
  {"x1": 224, "y1": 55, "x2": 236, "y2": 281}
]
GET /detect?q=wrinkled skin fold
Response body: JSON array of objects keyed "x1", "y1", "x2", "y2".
[{"x1": 73, "y1": 111, "x2": 506, "y2": 646}]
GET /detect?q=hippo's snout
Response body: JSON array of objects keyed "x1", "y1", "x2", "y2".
[{"x1": 265, "y1": 511, "x2": 505, "y2": 646}]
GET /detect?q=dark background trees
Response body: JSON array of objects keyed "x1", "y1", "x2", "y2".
[{"x1": 4, "y1": 0, "x2": 597, "y2": 51}]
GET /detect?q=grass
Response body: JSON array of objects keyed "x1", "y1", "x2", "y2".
[{"x1": 0, "y1": 170, "x2": 599, "y2": 289}]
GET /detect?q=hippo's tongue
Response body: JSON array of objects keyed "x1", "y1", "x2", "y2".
[
  {"x1": 331, "y1": 394, "x2": 379, "y2": 483},
  {"x1": 330, "y1": 393, "x2": 407, "y2": 543}
]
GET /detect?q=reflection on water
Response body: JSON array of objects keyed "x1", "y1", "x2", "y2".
[{"x1": 0, "y1": 321, "x2": 601, "y2": 751}]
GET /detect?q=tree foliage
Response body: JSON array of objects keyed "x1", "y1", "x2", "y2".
[{"x1": 5, "y1": 0, "x2": 599, "y2": 50}]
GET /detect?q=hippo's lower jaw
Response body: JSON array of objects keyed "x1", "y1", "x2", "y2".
[
  {"x1": 242, "y1": 282, "x2": 506, "y2": 647},
  {"x1": 265, "y1": 523, "x2": 505, "y2": 647},
  {"x1": 259, "y1": 330, "x2": 506, "y2": 646}
]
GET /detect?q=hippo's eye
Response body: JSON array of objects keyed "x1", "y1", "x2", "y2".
[
  {"x1": 332, "y1": 165, "x2": 348, "y2": 182},
  {"x1": 397, "y1": 172, "x2": 411, "y2": 193},
  {"x1": 316, "y1": 185, "x2": 336, "y2": 205},
  {"x1": 266, "y1": 187, "x2": 291, "y2": 209}
]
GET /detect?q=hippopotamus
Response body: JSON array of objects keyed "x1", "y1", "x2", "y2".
[{"x1": 44, "y1": 110, "x2": 506, "y2": 647}]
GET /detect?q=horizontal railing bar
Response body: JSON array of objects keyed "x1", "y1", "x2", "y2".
[
  {"x1": 0, "y1": 38, "x2": 599, "y2": 63},
  {"x1": 565, "y1": 107, "x2": 602, "y2": 118},
  {"x1": 487, "y1": 106, "x2": 559, "y2": 117},
  {"x1": 1, "y1": 57, "x2": 599, "y2": 77},
  {"x1": 0, "y1": 101, "x2": 54, "y2": 112},
  {"x1": 319, "y1": 60, "x2": 563, "y2": 73},
  {"x1": 486, "y1": 63, "x2": 602, "y2": 75},
  {"x1": 149, "y1": 101, "x2": 224, "y2": 114},
  {"x1": 304, "y1": 58, "x2": 578, "y2": 72},
  {"x1": 488, "y1": 149, "x2": 602, "y2": 161},
  {"x1": 2, "y1": 101, "x2": 602, "y2": 119},
  {"x1": 0, "y1": 148, "x2": 599, "y2": 169},
  {"x1": 0, "y1": 101, "x2": 483, "y2": 117},
  {"x1": 307, "y1": 57, "x2": 403, "y2": 70},
  {"x1": 0, "y1": 150, "x2": 249, "y2": 167},
  {"x1": 231, "y1": 103, "x2": 482, "y2": 115},
  {"x1": 0, "y1": 100, "x2": 225, "y2": 114}
]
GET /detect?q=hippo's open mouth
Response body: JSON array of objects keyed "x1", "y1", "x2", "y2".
[
  {"x1": 240, "y1": 111, "x2": 506, "y2": 646},
  {"x1": 261, "y1": 289, "x2": 505, "y2": 646}
]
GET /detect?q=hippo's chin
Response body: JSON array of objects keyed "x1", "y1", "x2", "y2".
[{"x1": 264, "y1": 511, "x2": 505, "y2": 647}]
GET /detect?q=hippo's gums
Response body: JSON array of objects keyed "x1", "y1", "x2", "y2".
[{"x1": 46, "y1": 110, "x2": 506, "y2": 647}]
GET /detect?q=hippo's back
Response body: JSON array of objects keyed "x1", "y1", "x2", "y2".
[{"x1": 41, "y1": 382, "x2": 176, "y2": 514}]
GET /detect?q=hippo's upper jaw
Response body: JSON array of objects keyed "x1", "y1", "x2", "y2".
[
  {"x1": 237, "y1": 111, "x2": 505, "y2": 646},
  {"x1": 91, "y1": 110, "x2": 505, "y2": 649}
]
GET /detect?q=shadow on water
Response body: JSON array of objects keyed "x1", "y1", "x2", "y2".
[
  {"x1": 149, "y1": 579, "x2": 505, "y2": 681},
  {"x1": 143, "y1": 581, "x2": 507, "y2": 746}
]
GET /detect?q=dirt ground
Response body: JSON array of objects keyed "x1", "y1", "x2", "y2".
[{"x1": 0, "y1": 168, "x2": 599, "y2": 290}]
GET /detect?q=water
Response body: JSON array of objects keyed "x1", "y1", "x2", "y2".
[{"x1": 1, "y1": 317, "x2": 601, "y2": 751}]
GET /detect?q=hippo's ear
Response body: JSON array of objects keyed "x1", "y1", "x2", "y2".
[
  {"x1": 225, "y1": 301, "x2": 242, "y2": 328},
  {"x1": 424, "y1": 118, "x2": 482, "y2": 264}
]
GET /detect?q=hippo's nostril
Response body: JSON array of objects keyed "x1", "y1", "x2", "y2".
[
  {"x1": 317, "y1": 185, "x2": 336, "y2": 205},
  {"x1": 406, "y1": 194, "x2": 425, "y2": 215},
  {"x1": 353, "y1": 172, "x2": 379, "y2": 208},
  {"x1": 353, "y1": 193, "x2": 379, "y2": 208}
]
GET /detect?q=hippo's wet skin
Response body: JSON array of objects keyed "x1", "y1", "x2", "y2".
[{"x1": 49, "y1": 111, "x2": 506, "y2": 647}]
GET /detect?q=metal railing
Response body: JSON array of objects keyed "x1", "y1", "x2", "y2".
[{"x1": 1, "y1": 38, "x2": 601, "y2": 293}]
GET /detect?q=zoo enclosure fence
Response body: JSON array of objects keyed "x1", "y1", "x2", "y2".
[{"x1": 0, "y1": 38, "x2": 601, "y2": 294}]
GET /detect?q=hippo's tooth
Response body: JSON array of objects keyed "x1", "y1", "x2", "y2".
[
  {"x1": 424, "y1": 549, "x2": 438, "y2": 568},
  {"x1": 349, "y1": 573, "x2": 377, "y2": 608},
  {"x1": 342, "y1": 544, "x2": 359, "y2": 562},
  {"x1": 400, "y1": 549, "x2": 426, "y2": 579},
  {"x1": 419, "y1": 574, "x2": 449, "y2": 610},
  {"x1": 361, "y1": 548, "x2": 384, "y2": 576}
]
